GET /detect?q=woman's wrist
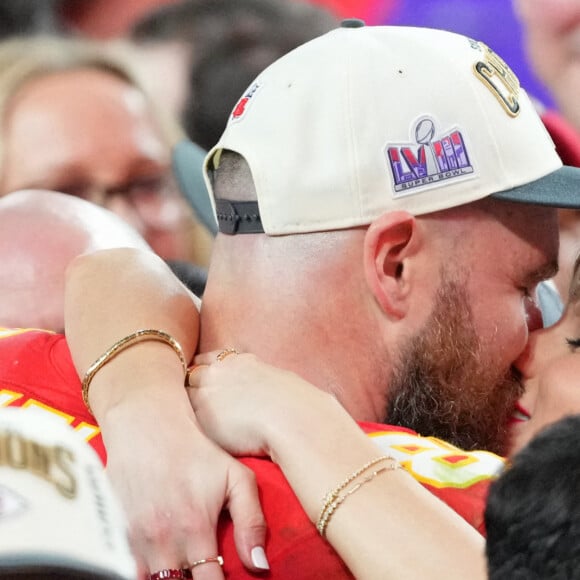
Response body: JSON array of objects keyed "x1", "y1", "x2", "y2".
[
  {"x1": 264, "y1": 388, "x2": 343, "y2": 461},
  {"x1": 87, "y1": 341, "x2": 192, "y2": 420}
]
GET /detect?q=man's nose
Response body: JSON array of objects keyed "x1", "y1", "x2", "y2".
[
  {"x1": 513, "y1": 320, "x2": 550, "y2": 381},
  {"x1": 511, "y1": 297, "x2": 544, "y2": 379}
]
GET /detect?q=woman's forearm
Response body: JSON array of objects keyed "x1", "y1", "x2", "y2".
[
  {"x1": 267, "y1": 396, "x2": 487, "y2": 580},
  {"x1": 63, "y1": 248, "x2": 270, "y2": 575},
  {"x1": 64, "y1": 247, "x2": 199, "y2": 416}
]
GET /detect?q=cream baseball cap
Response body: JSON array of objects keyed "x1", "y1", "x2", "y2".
[
  {"x1": 0, "y1": 408, "x2": 137, "y2": 579},
  {"x1": 201, "y1": 21, "x2": 580, "y2": 235}
]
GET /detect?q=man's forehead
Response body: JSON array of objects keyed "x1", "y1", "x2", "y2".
[
  {"x1": 453, "y1": 198, "x2": 559, "y2": 285},
  {"x1": 501, "y1": 206, "x2": 560, "y2": 285},
  {"x1": 440, "y1": 197, "x2": 559, "y2": 251},
  {"x1": 482, "y1": 199, "x2": 559, "y2": 246}
]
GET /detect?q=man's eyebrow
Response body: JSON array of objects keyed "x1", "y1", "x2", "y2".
[{"x1": 524, "y1": 259, "x2": 559, "y2": 286}]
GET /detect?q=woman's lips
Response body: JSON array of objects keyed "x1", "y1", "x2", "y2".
[{"x1": 509, "y1": 402, "x2": 531, "y2": 425}]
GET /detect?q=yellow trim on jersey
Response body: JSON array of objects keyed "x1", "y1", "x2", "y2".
[
  {"x1": 0, "y1": 389, "x2": 24, "y2": 406},
  {"x1": 0, "y1": 391, "x2": 100, "y2": 443},
  {"x1": 22, "y1": 399, "x2": 75, "y2": 424},
  {"x1": 367, "y1": 429, "x2": 505, "y2": 489},
  {"x1": 74, "y1": 421, "x2": 100, "y2": 441}
]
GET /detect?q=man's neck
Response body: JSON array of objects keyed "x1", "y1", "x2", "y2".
[{"x1": 199, "y1": 292, "x2": 390, "y2": 423}]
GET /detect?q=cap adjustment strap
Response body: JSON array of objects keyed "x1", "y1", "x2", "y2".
[{"x1": 215, "y1": 199, "x2": 264, "y2": 234}]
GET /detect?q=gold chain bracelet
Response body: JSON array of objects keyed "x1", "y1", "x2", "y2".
[{"x1": 317, "y1": 455, "x2": 401, "y2": 537}]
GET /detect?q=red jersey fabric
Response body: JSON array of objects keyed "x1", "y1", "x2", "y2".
[
  {"x1": 0, "y1": 328, "x2": 105, "y2": 460},
  {"x1": 0, "y1": 328, "x2": 503, "y2": 578}
]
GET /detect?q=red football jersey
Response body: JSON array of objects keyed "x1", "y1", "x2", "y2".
[{"x1": 0, "y1": 328, "x2": 503, "y2": 578}]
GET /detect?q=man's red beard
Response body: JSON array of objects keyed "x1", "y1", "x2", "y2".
[{"x1": 386, "y1": 273, "x2": 523, "y2": 456}]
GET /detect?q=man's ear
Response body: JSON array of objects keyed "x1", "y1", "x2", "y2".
[{"x1": 363, "y1": 211, "x2": 421, "y2": 319}]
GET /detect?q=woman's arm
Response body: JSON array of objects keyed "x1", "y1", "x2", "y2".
[
  {"x1": 64, "y1": 247, "x2": 268, "y2": 577},
  {"x1": 189, "y1": 352, "x2": 488, "y2": 580}
]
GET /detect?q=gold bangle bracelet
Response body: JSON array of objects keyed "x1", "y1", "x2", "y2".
[{"x1": 81, "y1": 329, "x2": 187, "y2": 414}]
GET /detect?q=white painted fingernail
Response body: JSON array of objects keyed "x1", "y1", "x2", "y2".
[{"x1": 251, "y1": 546, "x2": 270, "y2": 570}]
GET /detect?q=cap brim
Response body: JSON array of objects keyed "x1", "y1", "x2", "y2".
[
  {"x1": 492, "y1": 165, "x2": 580, "y2": 208},
  {"x1": 172, "y1": 139, "x2": 218, "y2": 235},
  {"x1": 0, "y1": 556, "x2": 125, "y2": 579}
]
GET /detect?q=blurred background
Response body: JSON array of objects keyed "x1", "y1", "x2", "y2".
[{"x1": 58, "y1": 0, "x2": 553, "y2": 107}]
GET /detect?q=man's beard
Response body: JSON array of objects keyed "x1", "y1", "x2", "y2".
[{"x1": 386, "y1": 274, "x2": 523, "y2": 456}]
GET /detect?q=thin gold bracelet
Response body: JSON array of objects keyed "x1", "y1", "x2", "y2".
[
  {"x1": 317, "y1": 456, "x2": 401, "y2": 537},
  {"x1": 317, "y1": 455, "x2": 393, "y2": 525},
  {"x1": 81, "y1": 329, "x2": 187, "y2": 414}
]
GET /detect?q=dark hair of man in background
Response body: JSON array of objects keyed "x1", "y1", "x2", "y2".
[
  {"x1": 0, "y1": 0, "x2": 64, "y2": 38},
  {"x1": 130, "y1": 0, "x2": 337, "y2": 150}
]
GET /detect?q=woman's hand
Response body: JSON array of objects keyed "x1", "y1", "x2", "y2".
[
  {"x1": 64, "y1": 249, "x2": 272, "y2": 577},
  {"x1": 100, "y1": 387, "x2": 269, "y2": 579},
  {"x1": 187, "y1": 351, "x2": 339, "y2": 461}
]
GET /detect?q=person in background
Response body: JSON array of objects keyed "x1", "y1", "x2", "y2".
[
  {"x1": 128, "y1": 0, "x2": 338, "y2": 143},
  {"x1": 0, "y1": 35, "x2": 213, "y2": 266},
  {"x1": 515, "y1": 0, "x2": 580, "y2": 135},
  {"x1": 0, "y1": 0, "x2": 64, "y2": 38},
  {"x1": 0, "y1": 190, "x2": 151, "y2": 332}
]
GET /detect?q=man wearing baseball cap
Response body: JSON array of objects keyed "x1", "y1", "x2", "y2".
[
  {"x1": 61, "y1": 20, "x2": 580, "y2": 578},
  {"x1": 200, "y1": 20, "x2": 577, "y2": 454}
]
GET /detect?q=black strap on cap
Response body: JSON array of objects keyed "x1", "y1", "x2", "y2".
[{"x1": 215, "y1": 199, "x2": 264, "y2": 234}]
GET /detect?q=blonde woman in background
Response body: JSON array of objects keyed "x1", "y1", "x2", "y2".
[{"x1": 0, "y1": 36, "x2": 213, "y2": 265}]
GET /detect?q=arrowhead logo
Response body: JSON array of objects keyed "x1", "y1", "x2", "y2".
[{"x1": 0, "y1": 484, "x2": 28, "y2": 520}]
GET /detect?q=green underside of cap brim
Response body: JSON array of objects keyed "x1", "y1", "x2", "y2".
[{"x1": 492, "y1": 165, "x2": 580, "y2": 208}]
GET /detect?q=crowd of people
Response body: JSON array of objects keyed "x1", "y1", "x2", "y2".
[{"x1": 1, "y1": 1, "x2": 580, "y2": 579}]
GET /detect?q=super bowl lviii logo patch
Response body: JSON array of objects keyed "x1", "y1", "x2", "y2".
[{"x1": 386, "y1": 116, "x2": 474, "y2": 195}]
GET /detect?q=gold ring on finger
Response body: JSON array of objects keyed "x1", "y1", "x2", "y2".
[
  {"x1": 216, "y1": 348, "x2": 239, "y2": 362},
  {"x1": 190, "y1": 555, "x2": 224, "y2": 569}
]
